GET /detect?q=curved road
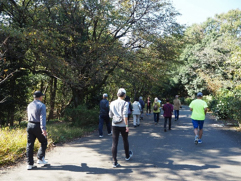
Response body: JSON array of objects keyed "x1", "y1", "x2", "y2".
[{"x1": 1, "y1": 105, "x2": 241, "y2": 181}]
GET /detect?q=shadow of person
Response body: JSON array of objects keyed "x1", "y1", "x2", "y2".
[
  {"x1": 36, "y1": 163, "x2": 133, "y2": 174},
  {"x1": 160, "y1": 160, "x2": 220, "y2": 171}
]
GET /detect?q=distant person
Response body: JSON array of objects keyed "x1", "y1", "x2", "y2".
[
  {"x1": 173, "y1": 95, "x2": 182, "y2": 121},
  {"x1": 99, "y1": 93, "x2": 112, "y2": 138},
  {"x1": 125, "y1": 96, "x2": 132, "y2": 122},
  {"x1": 146, "y1": 97, "x2": 152, "y2": 115},
  {"x1": 158, "y1": 98, "x2": 162, "y2": 114},
  {"x1": 26, "y1": 91, "x2": 48, "y2": 170},
  {"x1": 109, "y1": 88, "x2": 133, "y2": 168},
  {"x1": 163, "y1": 99, "x2": 173, "y2": 132},
  {"x1": 152, "y1": 97, "x2": 161, "y2": 125},
  {"x1": 132, "y1": 97, "x2": 141, "y2": 127},
  {"x1": 139, "y1": 96, "x2": 145, "y2": 120},
  {"x1": 189, "y1": 92, "x2": 208, "y2": 144}
]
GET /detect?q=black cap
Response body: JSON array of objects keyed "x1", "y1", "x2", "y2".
[{"x1": 34, "y1": 91, "x2": 45, "y2": 98}]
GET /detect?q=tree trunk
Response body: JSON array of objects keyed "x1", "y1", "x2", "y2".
[{"x1": 48, "y1": 77, "x2": 57, "y2": 121}]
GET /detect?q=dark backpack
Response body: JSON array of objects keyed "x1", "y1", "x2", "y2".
[{"x1": 153, "y1": 103, "x2": 158, "y2": 111}]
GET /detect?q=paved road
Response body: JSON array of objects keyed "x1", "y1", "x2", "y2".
[{"x1": 1, "y1": 105, "x2": 241, "y2": 181}]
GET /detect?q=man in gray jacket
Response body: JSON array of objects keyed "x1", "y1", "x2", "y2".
[
  {"x1": 26, "y1": 91, "x2": 48, "y2": 170},
  {"x1": 99, "y1": 93, "x2": 112, "y2": 137}
]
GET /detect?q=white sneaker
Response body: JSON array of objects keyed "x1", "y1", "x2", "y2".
[
  {"x1": 37, "y1": 157, "x2": 48, "y2": 164},
  {"x1": 108, "y1": 132, "x2": 112, "y2": 136},
  {"x1": 99, "y1": 135, "x2": 103, "y2": 138},
  {"x1": 27, "y1": 165, "x2": 33, "y2": 170}
]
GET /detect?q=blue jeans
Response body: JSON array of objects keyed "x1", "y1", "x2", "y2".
[
  {"x1": 99, "y1": 115, "x2": 111, "y2": 136},
  {"x1": 174, "y1": 110, "x2": 179, "y2": 120},
  {"x1": 154, "y1": 113, "x2": 159, "y2": 123}
]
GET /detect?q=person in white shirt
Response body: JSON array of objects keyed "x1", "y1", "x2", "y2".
[
  {"x1": 109, "y1": 88, "x2": 133, "y2": 168},
  {"x1": 132, "y1": 97, "x2": 141, "y2": 127}
]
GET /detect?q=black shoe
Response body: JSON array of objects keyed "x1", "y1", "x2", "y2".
[
  {"x1": 137, "y1": 124, "x2": 140, "y2": 127},
  {"x1": 164, "y1": 129, "x2": 167, "y2": 132},
  {"x1": 125, "y1": 151, "x2": 133, "y2": 161},
  {"x1": 113, "y1": 162, "x2": 120, "y2": 168},
  {"x1": 134, "y1": 125, "x2": 137, "y2": 127},
  {"x1": 169, "y1": 128, "x2": 171, "y2": 130}
]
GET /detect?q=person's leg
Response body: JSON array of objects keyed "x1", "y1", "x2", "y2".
[
  {"x1": 105, "y1": 115, "x2": 112, "y2": 134},
  {"x1": 98, "y1": 115, "x2": 104, "y2": 136},
  {"x1": 133, "y1": 114, "x2": 137, "y2": 126},
  {"x1": 112, "y1": 126, "x2": 120, "y2": 164},
  {"x1": 164, "y1": 117, "x2": 167, "y2": 130},
  {"x1": 35, "y1": 125, "x2": 48, "y2": 160},
  {"x1": 174, "y1": 110, "x2": 177, "y2": 120},
  {"x1": 26, "y1": 123, "x2": 36, "y2": 165},
  {"x1": 157, "y1": 113, "x2": 159, "y2": 123},
  {"x1": 198, "y1": 121, "x2": 204, "y2": 139},
  {"x1": 154, "y1": 113, "x2": 157, "y2": 123},
  {"x1": 137, "y1": 115, "x2": 140, "y2": 125},
  {"x1": 177, "y1": 110, "x2": 180, "y2": 120},
  {"x1": 120, "y1": 127, "x2": 130, "y2": 159},
  {"x1": 192, "y1": 120, "x2": 199, "y2": 141},
  {"x1": 169, "y1": 117, "x2": 172, "y2": 130}
]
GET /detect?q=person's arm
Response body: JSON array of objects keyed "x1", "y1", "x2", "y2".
[
  {"x1": 190, "y1": 108, "x2": 193, "y2": 111},
  {"x1": 204, "y1": 108, "x2": 208, "y2": 115},
  {"x1": 40, "y1": 104, "x2": 47, "y2": 137},
  {"x1": 123, "y1": 102, "x2": 129, "y2": 132}
]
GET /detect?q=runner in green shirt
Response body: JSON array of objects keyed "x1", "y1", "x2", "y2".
[{"x1": 189, "y1": 92, "x2": 208, "y2": 144}]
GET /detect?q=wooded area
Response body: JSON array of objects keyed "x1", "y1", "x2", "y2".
[{"x1": 0, "y1": 0, "x2": 241, "y2": 127}]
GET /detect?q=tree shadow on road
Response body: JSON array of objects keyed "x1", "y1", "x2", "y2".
[{"x1": 34, "y1": 163, "x2": 133, "y2": 174}]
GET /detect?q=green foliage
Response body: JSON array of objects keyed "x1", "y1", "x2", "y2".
[
  {"x1": 210, "y1": 89, "x2": 241, "y2": 123},
  {"x1": 64, "y1": 104, "x2": 99, "y2": 127},
  {"x1": 184, "y1": 97, "x2": 193, "y2": 105}
]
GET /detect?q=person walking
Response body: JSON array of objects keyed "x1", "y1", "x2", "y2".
[
  {"x1": 132, "y1": 97, "x2": 141, "y2": 127},
  {"x1": 26, "y1": 91, "x2": 48, "y2": 170},
  {"x1": 125, "y1": 96, "x2": 132, "y2": 122},
  {"x1": 139, "y1": 96, "x2": 145, "y2": 120},
  {"x1": 189, "y1": 92, "x2": 208, "y2": 144},
  {"x1": 173, "y1": 95, "x2": 181, "y2": 121},
  {"x1": 163, "y1": 99, "x2": 173, "y2": 132},
  {"x1": 109, "y1": 88, "x2": 133, "y2": 168},
  {"x1": 99, "y1": 93, "x2": 112, "y2": 138},
  {"x1": 153, "y1": 97, "x2": 161, "y2": 125},
  {"x1": 146, "y1": 97, "x2": 152, "y2": 115}
]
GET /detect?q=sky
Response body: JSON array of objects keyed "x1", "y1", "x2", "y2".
[{"x1": 171, "y1": 0, "x2": 241, "y2": 26}]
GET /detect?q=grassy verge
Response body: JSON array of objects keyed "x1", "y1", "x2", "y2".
[{"x1": 0, "y1": 121, "x2": 96, "y2": 167}]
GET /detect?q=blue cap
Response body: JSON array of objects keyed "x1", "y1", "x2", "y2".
[
  {"x1": 103, "y1": 93, "x2": 108, "y2": 98},
  {"x1": 197, "y1": 92, "x2": 203, "y2": 97},
  {"x1": 34, "y1": 91, "x2": 45, "y2": 98}
]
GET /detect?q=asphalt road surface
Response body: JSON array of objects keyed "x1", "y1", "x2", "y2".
[{"x1": 1, "y1": 105, "x2": 241, "y2": 181}]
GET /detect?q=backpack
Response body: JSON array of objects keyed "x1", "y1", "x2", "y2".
[{"x1": 153, "y1": 103, "x2": 158, "y2": 111}]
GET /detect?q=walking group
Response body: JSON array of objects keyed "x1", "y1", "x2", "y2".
[{"x1": 26, "y1": 89, "x2": 208, "y2": 170}]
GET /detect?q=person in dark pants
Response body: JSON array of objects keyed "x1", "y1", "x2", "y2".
[
  {"x1": 146, "y1": 97, "x2": 152, "y2": 115},
  {"x1": 99, "y1": 93, "x2": 112, "y2": 138},
  {"x1": 153, "y1": 97, "x2": 161, "y2": 125},
  {"x1": 26, "y1": 91, "x2": 48, "y2": 170},
  {"x1": 109, "y1": 88, "x2": 133, "y2": 168},
  {"x1": 162, "y1": 99, "x2": 173, "y2": 132}
]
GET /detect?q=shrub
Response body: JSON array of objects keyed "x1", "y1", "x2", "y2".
[
  {"x1": 184, "y1": 97, "x2": 193, "y2": 105},
  {"x1": 209, "y1": 89, "x2": 241, "y2": 124},
  {"x1": 64, "y1": 104, "x2": 99, "y2": 127}
]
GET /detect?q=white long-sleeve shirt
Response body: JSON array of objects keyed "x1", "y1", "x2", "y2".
[{"x1": 109, "y1": 98, "x2": 129, "y2": 127}]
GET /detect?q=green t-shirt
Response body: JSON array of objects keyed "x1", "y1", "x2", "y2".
[{"x1": 189, "y1": 99, "x2": 208, "y2": 120}]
